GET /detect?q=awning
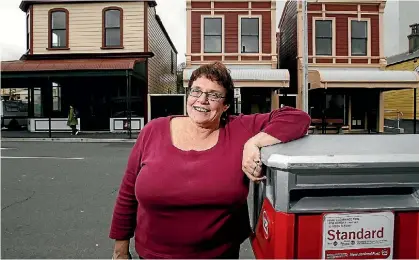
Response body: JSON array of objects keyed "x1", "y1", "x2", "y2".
[
  {"x1": 183, "y1": 68, "x2": 289, "y2": 88},
  {"x1": 1, "y1": 58, "x2": 146, "y2": 72},
  {"x1": 308, "y1": 68, "x2": 419, "y2": 90}
]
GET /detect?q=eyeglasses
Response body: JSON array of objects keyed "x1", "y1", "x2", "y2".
[{"x1": 188, "y1": 88, "x2": 225, "y2": 102}]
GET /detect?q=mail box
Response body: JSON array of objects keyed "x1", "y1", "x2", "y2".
[{"x1": 250, "y1": 134, "x2": 419, "y2": 259}]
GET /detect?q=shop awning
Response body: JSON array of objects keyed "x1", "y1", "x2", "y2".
[
  {"x1": 0, "y1": 58, "x2": 147, "y2": 80},
  {"x1": 183, "y1": 68, "x2": 289, "y2": 88},
  {"x1": 308, "y1": 68, "x2": 419, "y2": 90},
  {"x1": 1, "y1": 58, "x2": 146, "y2": 72}
]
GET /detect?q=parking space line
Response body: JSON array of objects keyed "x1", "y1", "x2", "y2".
[{"x1": 1, "y1": 156, "x2": 84, "y2": 160}]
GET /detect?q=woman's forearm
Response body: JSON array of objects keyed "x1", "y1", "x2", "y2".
[
  {"x1": 247, "y1": 132, "x2": 281, "y2": 148},
  {"x1": 113, "y1": 240, "x2": 130, "y2": 258}
]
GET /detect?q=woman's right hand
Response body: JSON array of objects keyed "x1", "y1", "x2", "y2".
[{"x1": 112, "y1": 240, "x2": 132, "y2": 259}]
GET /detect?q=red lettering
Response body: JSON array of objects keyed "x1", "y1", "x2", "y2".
[
  {"x1": 327, "y1": 230, "x2": 336, "y2": 240},
  {"x1": 327, "y1": 227, "x2": 385, "y2": 241}
]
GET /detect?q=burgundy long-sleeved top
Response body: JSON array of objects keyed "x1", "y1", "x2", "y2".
[{"x1": 109, "y1": 106, "x2": 311, "y2": 259}]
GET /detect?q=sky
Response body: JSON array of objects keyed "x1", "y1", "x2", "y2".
[{"x1": 0, "y1": 0, "x2": 286, "y2": 64}]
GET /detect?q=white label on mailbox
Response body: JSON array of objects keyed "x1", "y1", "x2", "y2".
[{"x1": 322, "y1": 212, "x2": 394, "y2": 259}]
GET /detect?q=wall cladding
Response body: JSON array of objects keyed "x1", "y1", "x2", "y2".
[
  {"x1": 384, "y1": 60, "x2": 419, "y2": 120},
  {"x1": 307, "y1": 4, "x2": 381, "y2": 63},
  {"x1": 278, "y1": 0, "x2": 298, "y2": 94},
  {"x1": 147, "y1": 6, "x2": 177, "y2": 94},
  {"x1": 190, "y1": 1, "x2": 272, "y2": 62},
  {"x1": 32, "y1": 2, "x2": 145, "y2": 54}
]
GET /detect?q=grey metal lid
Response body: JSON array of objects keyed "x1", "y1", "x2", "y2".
[{"x1": 261, "y1": 134, "x2": 419, "y2": 170}]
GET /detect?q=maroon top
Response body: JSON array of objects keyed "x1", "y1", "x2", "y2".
[{"x1": 109, "y1": 106, "x2": 311, "y2": 258}]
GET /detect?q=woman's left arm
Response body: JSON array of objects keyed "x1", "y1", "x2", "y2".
[{"x1": 239, "y1": 106, "x2": 311, "y2": 181}]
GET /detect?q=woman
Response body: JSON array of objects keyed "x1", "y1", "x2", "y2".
[
  {"x1": 109, "y1": 62, "x2": 311, "y2": 259},
  {"x1": 67, "y1": 105, "x2": 79, "y2": 135}
]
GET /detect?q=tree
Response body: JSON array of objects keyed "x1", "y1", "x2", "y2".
[{"x1": 176, "y1": 62, "x2": 186, "y2": 94}]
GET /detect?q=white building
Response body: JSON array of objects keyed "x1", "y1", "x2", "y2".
[{"x1": 384, "y1": 0, "x2": 419, "y2": 57}]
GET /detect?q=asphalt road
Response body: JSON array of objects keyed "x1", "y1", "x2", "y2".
[{"x1": 1, "y1": 141, "x2": 255, "y2": 259}]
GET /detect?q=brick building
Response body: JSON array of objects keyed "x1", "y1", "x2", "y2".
[
  {"x1": 183, "y1": 0, "x2": 289, "y2": 115},
  {"x1": 1, "y1": 0, "x2": 177, "y2": 132},
  {"x1": 278, "y1": 0, "x2": 419, "y2": 133}
]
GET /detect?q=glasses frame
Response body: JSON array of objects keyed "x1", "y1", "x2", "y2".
[{"x1": 188, "y1": 88, "x2": 226, "y2": 102}]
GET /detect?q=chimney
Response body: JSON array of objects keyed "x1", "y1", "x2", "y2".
[{"x1": 408, "y1": 23, "x2": 419, "y2": 53}]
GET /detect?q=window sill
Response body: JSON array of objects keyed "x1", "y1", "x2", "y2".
[
  {"x1": 101, "y1": 46, "x2": 124, "y2": 50},
  {"x1": 46, "y1": 47, "x2": 70, "y2": 50}
]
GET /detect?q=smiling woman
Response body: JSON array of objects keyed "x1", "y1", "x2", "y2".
[{"x1": 109, "y1": 61, "x2": 311, "y2": 259}]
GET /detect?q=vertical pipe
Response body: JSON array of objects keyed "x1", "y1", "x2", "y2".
[
  {"x1": 128, "y1": 72, "x2": 132, "y2": 139},
  {"x1": 126, "y1": 70, "x2": 130, "y2": 138},
  {"x1": 47, "y1": 77, "x2": 52, "y2": 138},
  {"x1": 322, "y1": 90, "x2": 326, "y2": 134},
  {"x1": 414, "y1": 88, "x2": 417, "y2": 134},
  {"x1": 301, "y1": 0, "x2": 309, "y2": 113}
]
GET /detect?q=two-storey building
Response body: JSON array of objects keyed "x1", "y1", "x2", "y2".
[
  {"x1": 183, "y1": 0, "x2": 290, "y2": 115},
  {"x1": 278, "y1": 0, "x2": 419, "y2": 134},
  {"x1": 1, "y1": 0, "x2": 177, "y2": 133}
]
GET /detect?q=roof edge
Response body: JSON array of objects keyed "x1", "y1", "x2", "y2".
[
  {"x1": 19, "y1": 0, "x2": 157, "y2": 12},
  {"x1": 20, "y1": 51, "x2": 154, "y2": 61},
  {"x1": 155, "y1": 14, "x2": 178, "y2": 54}
]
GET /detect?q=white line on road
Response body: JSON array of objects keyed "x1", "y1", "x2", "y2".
[{"x1": 1, "y1": 156, "x2": 84, "y2": 160}]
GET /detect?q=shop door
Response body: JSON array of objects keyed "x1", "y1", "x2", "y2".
[
  {"x1": 351, "y1": 95, "x2": 366, "y2": 130},
  {"x1": 240, "y1": 88, "x2": 272, "y2": 114}
]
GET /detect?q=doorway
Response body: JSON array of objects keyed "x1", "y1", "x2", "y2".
[
  {"x1": 351, "y1": 91, "x2": 379, "y2": 132},
  {"x1": 240, "y1": 88, "x2": 272, "y2": 114}
]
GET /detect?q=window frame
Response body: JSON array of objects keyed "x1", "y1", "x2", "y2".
[
  {"x1": 312, "y1": 17, "x2": 336, "y2": 57},
  {"x1": 348, "y1": 18, "x2": 371, "y2": 57},
  {"x1": 102, "y1": 6, "x2": 124, "y2": 49},
  {"x1": 238, "y1": 15, "x2": 262, "y2": 54},
  {"x1": 26, "y1": 10, "x2": 30, "y2": 52},
  {"x1": 201, "y1": 15, "x2": 224, "y2": 54},
  {"x1": 47, "y1": 8, "x2": 69, "y2": 50}
]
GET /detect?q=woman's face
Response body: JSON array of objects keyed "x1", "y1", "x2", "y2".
[{"x1": 187, "y1": 76, "x2": 229, "y2": 127}]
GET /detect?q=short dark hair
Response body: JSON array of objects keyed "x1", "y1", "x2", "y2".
[{"x1": 187, "y1": 61, "x2": 235, "y2": 108}]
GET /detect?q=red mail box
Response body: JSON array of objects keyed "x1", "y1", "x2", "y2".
[{"x1": 251, "y1": 135, "x2": 419, "y2": 259}]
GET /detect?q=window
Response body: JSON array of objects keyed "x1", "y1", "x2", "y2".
[
  {"x1": 49, "y1": 9, "x2": 68, "y2": 49},
  {"x1": 351, "y1": 20, "x2": 368, "y2": 56},
  {"x1": 241, "y1": 18, "x2": 259, "y2": 53},
  {"x1": 103, "y1": 7, "x2": 123, "y2": 48},
  {"x1": 315, "y1": 20, "x2": 332, "y2": 56},
  {"x1": 203, "y1": 18, "x2": 222, "y2": 53},
  {"x1": 52, "y1": 83, "x2": 61, "y2": 112},
  {"x1": 26, "y1": 11, "x2": 30, "y2": 51}
]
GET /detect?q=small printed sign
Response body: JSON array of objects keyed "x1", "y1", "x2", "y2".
[{"x1": 322, "y1": 212, "x2": 394, "y2": 259}]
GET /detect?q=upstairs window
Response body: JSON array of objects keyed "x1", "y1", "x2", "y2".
[
  {"x1": 351, "y1": 20, "x2": 368, "y2": 56},
  {"x1": 203, "y1": 18, "x2": 222, "y2": 53},
  {"x1": 26, "y1": 11, "x2": 30, "y2": 51},
  {"x1": 315, "y1": 20, "x2": 332, "y2": 56},
  {"x1": 49, "y1": 9, "x2": 68, "y2": 49},
  {"x1": 103, "y1": 7, "x2": 123, "y2": 48},
  {"x1": 241, "y1": 18, "x2": 259, "y2": 53}
]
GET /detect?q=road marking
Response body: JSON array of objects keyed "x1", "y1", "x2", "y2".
[
  {"x1": 0, "y1": 148, "x2": 16, "y2": 150},
  {"x1": 1, "y1": 156, "x2": 84, "y2": 160}
]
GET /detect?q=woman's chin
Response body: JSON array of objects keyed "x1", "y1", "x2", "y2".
[{"x1": 190, "y1": 112, "x2": 215, "y2": 125}]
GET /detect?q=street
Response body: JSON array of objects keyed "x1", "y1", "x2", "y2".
[{"x1": 1, "y1": 141, "x2": 255, "y2": 259}]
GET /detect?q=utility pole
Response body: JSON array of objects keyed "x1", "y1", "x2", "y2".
[{"x1": 301, "y1": 0, "x2": 309, "y2": 113}]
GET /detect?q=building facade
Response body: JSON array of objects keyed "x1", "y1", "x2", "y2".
[
  {"x1": 183, "y1": 0, "x2": 289, "y2": 115},
  {"x1": 384, "y1": 23, "x2": 419, "y2": 134},
  {"x1": 1, "y1": 0, "x2": 177, "y2": 132},
  {"x1": 278, "y1": 0, "x2": 419, "y2": 134},
  {"x1": 383, "y1": 0, "x2": 419, "y2": 57}
]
